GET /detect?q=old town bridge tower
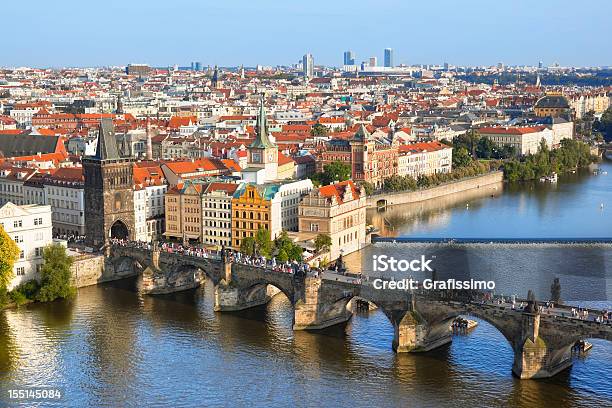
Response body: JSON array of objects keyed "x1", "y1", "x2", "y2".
[{"x1": 83, "y1": 118, "x2": 135, "y2": 248}]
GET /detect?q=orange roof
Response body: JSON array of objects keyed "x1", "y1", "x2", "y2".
[
  {"x1": 318, "y1": 180, "x2": 360, "y2": 205},
  {"x1": 400, "y1": 141, "x2": 452, "y2": 154},
  {"x1": 221, "y1": 159, "x2": 241, "y2": 172},
  {"x1": 278, "y1": 152, "x2": 295, "y2": 166},
  {"x1": 168, "y1": 116, "x2": 198, "y2": 129}
]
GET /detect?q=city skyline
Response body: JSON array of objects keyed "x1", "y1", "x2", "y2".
[{"x1": 3, "y1": 0, "x2": 611, "y2": 68}]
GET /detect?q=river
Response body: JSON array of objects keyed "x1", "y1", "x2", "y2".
[{"x1": 1, "y1": 162, "x2": 611, "y2": 408}]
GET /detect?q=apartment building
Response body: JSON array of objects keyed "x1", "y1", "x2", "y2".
[{"x1": 0, "y1": 203, "x2": 53, "y2": 290}]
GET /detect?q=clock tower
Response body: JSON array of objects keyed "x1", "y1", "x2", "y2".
[{"x1": 247, "y1": 97, "x2": 278, "y2": 182}]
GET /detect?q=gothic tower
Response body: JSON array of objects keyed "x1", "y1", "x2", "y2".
[
  {"x1": 211, "y1": 65, "x2": 219, "y2": 89},
  {"x1": 83, "y1": 118, "x2": 135, "y2": 248},
  {"x1": 247, "y1": 96, "x2": 278, "y2": 181}
]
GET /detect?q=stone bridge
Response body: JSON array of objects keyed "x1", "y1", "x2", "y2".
[{"x1": 108, "y1": 244, "x2": 612, "y2": 380}]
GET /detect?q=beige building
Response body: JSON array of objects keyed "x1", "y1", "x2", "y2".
[
  {"x1": 478, "y1": 126, "x2": 553, "y2": 155},
  {"x1": 298, "y1": 180, "x2": 366, "y2": 261},
  {"x1": 397, "y1": 141, "x2": 453, "y2": 178},
  {"x1": 164, "y1": 181, "x2": 202, "y2": 243}
]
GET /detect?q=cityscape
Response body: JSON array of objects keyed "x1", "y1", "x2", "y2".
[{"x1": 1, "y1": 2, "x2": 612, "y2": 408}]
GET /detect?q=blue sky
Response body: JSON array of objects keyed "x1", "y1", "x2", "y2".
[{"x1": 4, "y1": 0, "x2": 611, "y2": 68}]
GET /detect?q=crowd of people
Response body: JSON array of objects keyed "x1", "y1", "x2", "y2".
[{"x1": 109, "y1": 238, "x2": 321, "y2": 277}]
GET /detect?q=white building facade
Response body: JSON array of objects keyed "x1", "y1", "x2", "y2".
[{"x1": 0, "y1": 203, "x2": 53, "y2": 290}]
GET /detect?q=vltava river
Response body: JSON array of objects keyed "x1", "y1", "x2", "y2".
[{"x1": 1, "y1": 161, "x2": 611, "y2": 408}]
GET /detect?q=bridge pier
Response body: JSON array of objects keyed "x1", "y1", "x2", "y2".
[
  {"x1": 511, "y1": 311, "x2": 573, "y2": 379},
  {"x1": 213, "y1": 282, "x2": 275, "y2": 312},
  {"x1": 293, "y1": 277, "x2": 352, "y2": 330},
  {"x1": 392, "y1": 311, "x2": 452, "y2": 353}
]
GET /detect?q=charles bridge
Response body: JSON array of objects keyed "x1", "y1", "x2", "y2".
[{"x1": 108, "y1": 243, "x2": 612, "y2": 380}]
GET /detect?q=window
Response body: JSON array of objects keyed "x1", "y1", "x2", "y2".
[
  {"x1": 19, "y1": 250, "x2": 24, "y2": 259},
  {"x1": 310, "y1": 223, "x2": 319, "y2": 232},
  {"x1": 16, "y1": 267, "x2": 25, "y2": 276},
  {"x1": 14, "y1": 220, "x2": 22, "y2": 228}
]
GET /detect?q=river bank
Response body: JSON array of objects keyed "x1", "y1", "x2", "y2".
[{"x1": 366, "y1": 171, "x2": 503, "y2": 208}]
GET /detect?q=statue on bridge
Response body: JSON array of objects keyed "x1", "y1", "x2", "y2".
[{"x1": 524, "y1": 289, "x2": 538, "y2": 313}]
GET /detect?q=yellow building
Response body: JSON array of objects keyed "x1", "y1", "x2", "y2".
[
  {"x1": 231, "y1": 183, "x2": 279, "y2": 250},
  {"x1": 164, "y1": 181, "x2": 202, "y2": 243},
  {"x1": 534, "y1": 94, "x2": 571, "y2": 118}
]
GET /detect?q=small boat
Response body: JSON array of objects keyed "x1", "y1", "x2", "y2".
[
  {"x1": 539, "y1": 172, "x2": 558, "y2": 183},
  {"x1": 572, "y1": 340, "x2": 593, "y2": 354}
]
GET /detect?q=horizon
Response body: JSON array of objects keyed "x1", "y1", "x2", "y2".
[{"x1": 3, "y1": 0, "x2": 611, "y2": 68}]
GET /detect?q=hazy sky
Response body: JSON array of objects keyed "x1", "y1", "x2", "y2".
[{"x1": 4, "y1": 0, "x2": 611, "y2": 68}]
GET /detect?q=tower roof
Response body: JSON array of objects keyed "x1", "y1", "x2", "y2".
[
  {"x1": 94, "y1": 118, "x2": 120, "y2": 160},
  {"x1": 352, "y1": 124, "x2": 371, "y2": 141},
  {"x1": 249, "y1": 97, "x2": 276, "y2": 149}
]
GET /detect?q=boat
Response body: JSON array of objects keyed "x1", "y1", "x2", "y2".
[
  {"x1": 539, "y1": 172, "x2": 558, "y2": 183},
  {"x1": 572, "y1": 340, "x2": 593, "y2": 354}
]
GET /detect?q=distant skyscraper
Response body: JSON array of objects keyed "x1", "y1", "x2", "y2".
[
  {"x1": 303, "y1": 53, "x2": 314, "y2": 78},
  {"x1": 384, "y1": 48, "x2": 394, "y2": 67},
  {"x1": 538, "y1": 61, "x2": 543, "y2": 69},
  {"x1": 369, "y1": 56, "x2": 377, "y2": 67},
  {"x1": 344, "y1": 51, "x2": 355, "y2": 65},
  {"x1": 444, "y1": 62, "x2": 449, "y2": 71},
  {"x1": 195, "y1": 62, "x2": 202, "y2": 71}
]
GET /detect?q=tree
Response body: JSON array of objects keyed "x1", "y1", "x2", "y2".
[
  {"x1": 36, "y1": 244, "x2": 75, "y2": 302},
  {"x1": 310, "y1": 123, "x2": 328, "y2": 137},
  {"x1": 240, "y1": 237, "x2": 257, "y2": 256},
  {"x1": 255, "y1": 228, "x2": 272, "y2": 258},
  {"x1": 453, "y1": 147, "x2": 472, "y2": 168},
  {"x1": 550, "y1": 277, "x2": 561, "y2": 303},
  {"x1": 320, "y1": 161, "x2": 351, "y2": 185},
  {"x1": 314, "y1": 234, "x2": 332, "y2": 253},
  {"x1": 0, "y1": 224, "x2": 20, "y2": 292},
  {"x1": 476, "y1": 137, "x2": 494, "y2": 159},
  {"x1": 276, "y1": 249, "x2": 288, "y2": 263},
  {"x1": 274, "y1": 231, "x2": 303, "y2": 261},
  {"x1": 599, "y1": 106, "x2": 612, "y2": 139}
]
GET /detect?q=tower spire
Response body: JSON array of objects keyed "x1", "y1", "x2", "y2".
[{"x1": 250, "y1": 95, "x2": 275, "y2": 149}]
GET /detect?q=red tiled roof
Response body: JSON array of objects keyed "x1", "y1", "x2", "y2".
[{"x1": 318, "y1": 180, "x2": 360, "y2": 205}]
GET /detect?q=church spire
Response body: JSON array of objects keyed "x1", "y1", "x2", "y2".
[
  {"x1": 250, "y1": 95, "x2": 275, "y2": 149},
  {"x1": 212, "y1": 65, "x2": 219, "y2": 89}
]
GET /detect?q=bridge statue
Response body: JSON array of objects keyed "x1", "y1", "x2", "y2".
[{"x1": 107, "y1": 243, "x2": 612, "y2": 380}]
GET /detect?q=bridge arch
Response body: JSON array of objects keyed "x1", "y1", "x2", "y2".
[{"x1": 236, "y1": 280, "x2": 295, "y2": 306}]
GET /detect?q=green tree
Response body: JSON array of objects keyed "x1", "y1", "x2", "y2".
[
  {"x1": 255, "y1": 228, "x2": 272, "y2": 258},
  {"x1": 598, "y1": 106, "x2": 612, "y2": 138},
  {"x1": 311, "y1": 123, "x2": 328, "y2": 137},
  {"x1": 453, "y1": 147, "x2": 472, "y2": 167},
  {"x1": 240, "y1": 237, "x2": 257, "y2": 256},
  {"x1": 36, "y1": 244, "x2": 75, "y2": 302},
  {"x1": 274, "y1": 231, "x2": 303, "y2": 261},
  {"x1": 314, "y1": 233, "x2": 332, "y2": 253},
  {"x1": 276, "y1": 249, "x2": 289, "y2": 263},
  {"x1": 319, "y1": 161, "x2": 351, "y2": 185},
  {"x1": 0, "y1": 225, "x2": 20, "y2": 292},
  {"x1": 476, "y1": 136, "x2": 494, "y2": 159}
]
